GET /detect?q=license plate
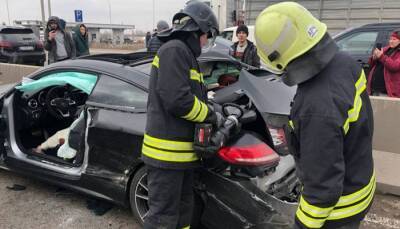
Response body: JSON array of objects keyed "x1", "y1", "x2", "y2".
[{"x1": 19, "y1": 46, "x2": 34, "y2": 51}]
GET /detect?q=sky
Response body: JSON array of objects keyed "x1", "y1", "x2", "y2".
[{"x1": 0, "y1": 0, "x2": 188, "y2": 31}]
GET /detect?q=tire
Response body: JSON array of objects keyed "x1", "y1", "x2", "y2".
[{"x1": 129, "y1": 166, "x2": 149, "y2": 226}]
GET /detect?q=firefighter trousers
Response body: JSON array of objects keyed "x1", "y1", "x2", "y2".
[{"x1": 143, "y1": 165, "x2": 194, "y2": 229}]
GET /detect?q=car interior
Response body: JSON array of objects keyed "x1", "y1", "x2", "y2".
[
  {"x1": 11, "y1": 72, "x2": 97, "y2": 166},
  {"x1": 200, "y1": 61, "x2": 240, "y2": 90}
]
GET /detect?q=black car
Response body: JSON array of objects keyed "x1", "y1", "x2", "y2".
[
  {"x1": 334, "y1": 22, "x2": 400, "y2": 71},
  {"x1": 0, "y1": 51, "x2": 298, "y2": 228},
  {"x1": 0, "y1": 26, "x2": 46, "y2": 66}
]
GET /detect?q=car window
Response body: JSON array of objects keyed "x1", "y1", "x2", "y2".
[
  {"x1": 336, "y1": 31, "x2": 379, "y2": 55},
  {"x1": 89, "y1": 75, "x2": 147, "y2": 109},
  {"x1": 0, "y1": 28, "x2": 37, "y2": 41},
  {"x1": 220, "y1": 31, "x2": 233, "y2": 41}
]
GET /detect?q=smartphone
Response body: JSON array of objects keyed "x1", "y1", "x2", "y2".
[{"x1": 376, "y1": 43, "x2": 382, "y2": 50}]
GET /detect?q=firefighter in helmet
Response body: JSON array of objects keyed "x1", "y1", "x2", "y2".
[{"x1": 255, "y1": 2, "x2": 375, "y2": 228}]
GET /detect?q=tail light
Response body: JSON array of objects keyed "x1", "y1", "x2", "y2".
[
  {"x1": 267, "y1": 124, "x2": 290, "y2": 156},
  {"x1": 0, "y1": 41, "x2": 13, "y2": 49},
  {"x1": 218, "y1": 143, "x2": 280, "y2": 166},
  {"x1": 36, "y1": 41, "x2": 44, "y2": 49}
]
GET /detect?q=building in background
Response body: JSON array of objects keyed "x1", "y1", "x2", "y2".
[
  {"x1": 207, "y1": 0, "x2": 245, "y2": 31},
  {"x1": 245, "y1": 0, "x2": 400, "y2": 35},
  {"x1": 206, "y1": 0, "x2": 400, "y2": 35}
]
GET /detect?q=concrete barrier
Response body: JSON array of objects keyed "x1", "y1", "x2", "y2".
[
  {"x1": 370, "y1": 96, "x2": 400, "y2": 196},
  {"x1": 0, "y1": 63, "x2": 399, "y2": 195},
  {"x1": 0, "y1": 63, "x2": 40, "y2": 85}
]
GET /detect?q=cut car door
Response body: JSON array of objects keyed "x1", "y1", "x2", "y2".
[{"x1": 84, "y1": 74, "x2": 147, "y2": 197}]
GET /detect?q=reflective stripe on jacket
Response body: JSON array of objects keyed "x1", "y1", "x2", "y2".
[
  {"x1": 142, "y1": 39, "x2": 211, "y2": 169},
  {"x1": 289, "y1": 51, "x2": 375, "y2": 228}
]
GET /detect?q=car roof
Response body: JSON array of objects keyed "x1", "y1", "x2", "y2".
[
  {"x1": 42, "y1": 49, "x2": 249, "y2": 91},
  {"x1": 359, "y1": 22, "x2": 400, "y2": 29},
  {"x1": 223, "y1": 25, "x2": 254, "y2": 31},
  {"x1": 0, "y1": 26, "x2": 33, "y2": 32},
  {"x1": 333, "y1": 22, "x2": 400, "y2": 39},
  {"x1": 39, "y1": 59, "x2": 150, "y2": 90}
]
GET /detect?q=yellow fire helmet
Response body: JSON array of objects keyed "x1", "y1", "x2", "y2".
[{"x1": 255, "y1": 2, "x2": 327, "y2": 74}]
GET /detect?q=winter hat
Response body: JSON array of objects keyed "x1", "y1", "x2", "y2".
[
  {"x1": 391, "y1": 31, "x2": 400, "y2": 40},
  {"x1": 236, "y1": 24, "x2": 249, "y2": 36}
]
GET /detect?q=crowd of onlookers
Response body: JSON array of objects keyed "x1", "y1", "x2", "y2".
[{"x1": 44, "y1": 16, "x2": 90, "y2": 64}]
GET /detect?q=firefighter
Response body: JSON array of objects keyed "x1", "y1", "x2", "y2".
[
  {"x1": 141, "y1": 1, "x2": 221, "y2": 229},
  {"x1": 255, "y1": 2, "x2": 374, "y2": 229}
]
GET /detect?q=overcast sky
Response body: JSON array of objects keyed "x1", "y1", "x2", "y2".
[{"x1": 0, "y1": 0, "x2": 188, "y2": 31}]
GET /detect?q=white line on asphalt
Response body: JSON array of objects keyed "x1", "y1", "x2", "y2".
[{"x1": 364, "y1": 213, "x2": 400, "y2": 229}]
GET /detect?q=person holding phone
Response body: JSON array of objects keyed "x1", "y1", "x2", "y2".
[
  {"x1": 44, "y1": 16, "x2": 76, "y2": 64},
  {"x1": 367, "y1": 30, "x2": 400, "y2": 97}
]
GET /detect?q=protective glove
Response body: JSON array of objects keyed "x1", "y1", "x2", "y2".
[
  {"x1": 193, "y1": 144, "x2": 220, "y2": 159},
  {"x1": 204, "y1": 103, "x2": 225, "y2": 127}
]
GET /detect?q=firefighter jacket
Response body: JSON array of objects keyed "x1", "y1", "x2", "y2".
[
  {"x1": 288, "y1": 51, "x2": 375, "y2": 228},
  {"x1": 142, "y1": 38, "x2": 213, "y2": 169}
]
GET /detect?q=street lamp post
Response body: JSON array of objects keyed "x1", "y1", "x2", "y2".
[
  {"x1": 5, "y1": 0, "x2": 11, "y2": 25},
  {"x1": 152, "y1": 0, "x2": 155, "y2": 30},
  {"x1": 108, "y1": 0, "x2": 112, "y2": 24},
  {"x1": 47, "y1": 0, "x2": 52, "y2": 17},
  {"x1": 40, "y1": 0, "x2": 46, "y2": 28}
]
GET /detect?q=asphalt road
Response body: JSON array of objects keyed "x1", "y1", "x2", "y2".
[
  {"x1": 0, "y1": 170, "x2": 140, "y2": 229},
  {"x1": 0, "y1": 169, "x2": 399, "y2": 229}
]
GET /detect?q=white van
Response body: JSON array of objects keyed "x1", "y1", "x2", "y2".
[{"x1": 220, "y1": 25, "x2": 255, "y2": 44}]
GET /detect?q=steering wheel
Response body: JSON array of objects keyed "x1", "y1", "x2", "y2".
[{"x1": 45, "y1": 85, "x2": 77, "y2": 119}]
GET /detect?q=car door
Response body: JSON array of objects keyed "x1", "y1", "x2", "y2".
[
  {"x1": 83, "y1": 74, "x2": 147, "y2": 202},
  {"x1": 336, "y1": 29, "x2": 381, "y2": 71},
  {"x1": 0, "y1": 69, "x2": 98, "y2": 176}
]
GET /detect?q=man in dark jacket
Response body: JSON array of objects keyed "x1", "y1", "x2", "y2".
[
  {"x1": 73, "y1": 23, "x2": 90, "y2": 57},
  {"x1": 44, "y1": 16, "x2": 76, "y2": 64},
  {"x1": 147, "y1": 20, "x2": 169, "y2": 53},
  {"x1": 255, "y1": 2, "x2": 374, "y2": 229},
  {"x1": 230, "y1": 24, "x2": 260, "y2": 68},
  {"x1": 142, "y1": 2, "x2": 221, "y2": 229},
  {"x1": 145, "y1": 31, "x2": 151, "y2": 48}
]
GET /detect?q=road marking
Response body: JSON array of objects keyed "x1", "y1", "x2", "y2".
[{"x1": 364, "y1": 213, "x2": 400, "y2": 229}]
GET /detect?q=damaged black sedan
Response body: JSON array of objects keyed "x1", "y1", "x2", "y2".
[{"x1": 0, "y1": 51, "x2": 299, "y2": 228}]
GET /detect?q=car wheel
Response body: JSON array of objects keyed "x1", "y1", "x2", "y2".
[{"x1": 129, "y1": 166, "x2": 149, "y2": 225}]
